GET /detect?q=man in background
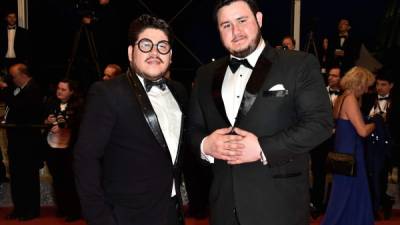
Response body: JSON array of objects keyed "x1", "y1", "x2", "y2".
[
  {"x1": 0, "y1": 63, "x2": 43, "y2": 221},
  {"x1": 102, "y1": 63, "x2": 122, "y2": 80},
  {"x1": 0, "y1": 10, "x2": 30, "y2": 72}
]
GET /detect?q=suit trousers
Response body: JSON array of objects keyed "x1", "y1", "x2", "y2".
[
  {"x1": 46, "y1": 146, "x2": 81, "y2": 217},
  {"x1": 167, "y1": 196, "x2": 180, "y2": 225}
]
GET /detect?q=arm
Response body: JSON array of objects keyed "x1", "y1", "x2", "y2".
[
  {"x1": 258, "y1": 54, "x2": 333, "y2": 167},
  {"x1": 73, "y1": 82, "x2": 117, "y2": 225},
  {"x1": 187, "y1": 70, "x2": 240, "y2": 162},
  {"x1": 343, "y1": 95, "x2": 375, "y2": 137}
]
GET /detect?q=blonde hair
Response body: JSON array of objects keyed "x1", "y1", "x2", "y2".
[{"x1": 340, "y1": 66, "x2": 375, "y2": 91}]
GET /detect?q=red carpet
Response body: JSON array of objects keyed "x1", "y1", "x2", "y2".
[{"x1": 0, "y1": 207, "x2": 399, "y2": 225}]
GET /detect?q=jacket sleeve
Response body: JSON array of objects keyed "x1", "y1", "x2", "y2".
[
  {"x1": 259, "y1": 54, "x2": 334, "y2": 167},
  {"x1": 186, "y1": 68, "x2": 210, "y2": 161},
  {"x1": 73, "y1": 82, "x2": 117, "y2": 225}
]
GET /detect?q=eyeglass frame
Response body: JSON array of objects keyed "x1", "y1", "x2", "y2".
[{"x1": 134, "y1": 38, "x2": 171, "y2": 55}]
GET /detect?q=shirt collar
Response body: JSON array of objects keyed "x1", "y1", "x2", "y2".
[
  {"x1": 230, "y1": 38, "x2": 266, "y2": 68},
  {"x1": 378, "y1": 94, "x2": 390, "y2": 99}
]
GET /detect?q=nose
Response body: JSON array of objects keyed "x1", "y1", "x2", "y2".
[
  {"x1": 149, "y1": 45, "x2": 159, "y2": 55},
  {"x1": 231, "y1": 23, "x2": 242, "y2": 37}
]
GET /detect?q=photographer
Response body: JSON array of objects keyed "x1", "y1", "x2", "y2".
[{"x1": 44, "y1": 79, "x2": 83, "y2": 222}]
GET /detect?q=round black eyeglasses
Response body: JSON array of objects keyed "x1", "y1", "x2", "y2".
[{"x1": 135, "y1": 38, "x2": 171, "y2": 55}]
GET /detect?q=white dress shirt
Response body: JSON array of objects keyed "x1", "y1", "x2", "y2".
[
  {"x1": 369, "y1": 94, "x2": 390, "y2": 116},
  {"x1": 138, "y1": 75, "x2": 182, "y2": 197},
  {"x1": 326, "y1": 86, "x2": 340, "y2": 107},
  {"x1": 6, "y1": 28, "x2": 16, "y2": 58},
  {"x1": 201, "y1": 39, "x2": 266, "y2": 163}
]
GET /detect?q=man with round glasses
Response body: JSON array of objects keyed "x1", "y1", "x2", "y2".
[{"x1": 74, "y1": 14, "x2": 187, "y2": 225}]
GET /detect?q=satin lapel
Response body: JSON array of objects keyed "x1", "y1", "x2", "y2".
[
  {"x1": 166, "y1": 80, "x2": 184, "y2": 166},
  {"x1": 234, "y1": 52, "x2": 273, "y2": 127},
  {"x1": 126, "y1": 68, "x2": 171, "y2": 162},
  {"x1": 211, "y1": 57, "x2": 231, "y2": 126}
]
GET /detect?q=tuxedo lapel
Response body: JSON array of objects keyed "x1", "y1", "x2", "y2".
[
  {"x1": 126, "y1": 68, "x2": 171, "y2": 162},
  {"x1": 166, "y1": 80, "x2": 184, "y2": 166},
  {"x1": 235, "y1": 49, "x2": 273, "y2": 126},
  {"x1": 211, "y1": 57, "x2": 231, "y2": 126}
]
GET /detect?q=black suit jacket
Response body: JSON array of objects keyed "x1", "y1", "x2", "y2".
[
  {"x1": 361, "y1": 93, "x2": 399, "y2": 142},
  {"x1": 74, "y1": 72, "x2": 187, "y2": 225},
  {"x1": 188, "y1": 44, "x2": 333, "y2": 225},
  {"x1": 327, "y1": 34, "x2": 361, "y2": 72},
  {"x1": 0, "y1": 79, "x2": 44, "y2": 160},
  {"x1": 0, "y1": 26, "x2": 30, "y2": 64}
]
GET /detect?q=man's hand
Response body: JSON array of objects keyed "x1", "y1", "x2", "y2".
[
  {"x1": 227, "y1": 127, "x2": 262, "y2": 165},
  {"x1": 203, "y1": 127, "x2": 244, "y2": 161}
]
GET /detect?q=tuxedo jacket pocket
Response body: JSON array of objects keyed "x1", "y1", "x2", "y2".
[{"x1": 263, "y1": 90, "x2": 288, "y2": 98}]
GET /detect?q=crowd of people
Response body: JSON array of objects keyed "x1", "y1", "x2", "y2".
[{"x1": 0, "y1": 0, "x2": 399, "y2": 225}]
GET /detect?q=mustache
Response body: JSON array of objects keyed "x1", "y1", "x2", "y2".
[
  {"x1": 145, "y1": 56, "x2": 164, "y2": 63},
  {"x1": 232, "y1": 35, "x2": 247, "y2": 42}
]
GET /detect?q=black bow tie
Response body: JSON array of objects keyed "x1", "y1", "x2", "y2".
[
  {"x1": 144, "y1": 78, "x2": 167, "y2": 92},
  {"x1": 329, "y1": 89, "x2": 341, "y2": 95},
  {"x1": 229, "y1": 58, "x2": 253, "y2": 73},
  {"x1": 378, "y1": 96, "x2": 389, "y2": 101},
  {"x1": 8, "y1": 26, "x2": 16, "y2": 30}
]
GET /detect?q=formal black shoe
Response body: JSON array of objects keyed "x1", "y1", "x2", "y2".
[
  {"x1": 383, "y1": 198, "x2": 395, "y2": 220},
  {"x1": 65, "y1": 215, "x2": 81, "y2": 222},
  {"x1": 18, "y1": 213, "x2": 39, "y2": 221},
  {"x1": 5, "y1": 211, "x2": 20, "y2": 220},
  {"x1": 309, "y1": 204, "x2": 321, "y2": 220},
  {"x1": 373, "y1": 211, "x2": 382, "y2": 221}
]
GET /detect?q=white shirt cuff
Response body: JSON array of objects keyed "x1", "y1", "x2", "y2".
[
  {"x1": 200, "y1": 137, "x2": 214, "y2": 163},
  {"x1": 260, "y1": 151, "x2": 268, "y2": 165}
]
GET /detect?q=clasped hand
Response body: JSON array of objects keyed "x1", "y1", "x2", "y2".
[{"x1": 203, "y1": 127, "x2": 262, "y2": 165}]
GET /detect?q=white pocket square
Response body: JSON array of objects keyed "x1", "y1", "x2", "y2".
[{"x1": 269, "y1": 84, "x2": 286, "y2": 91}]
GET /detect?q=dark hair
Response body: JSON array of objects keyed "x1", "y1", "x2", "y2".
[
  {"x1": 375, "y1": 67, "x2": 394, "y2": 84},
  {"x1": 327, "y1": 61, "x2": 343, "y2": 77},
  {"x1": 214, "y1": 0, "x2": 260, "y2": 23},
  {"x1": 128, "y1": 14, "x2": 172, "y2": 46},
  {"x1": 59, "y1": 78, "x2": 79, "y2": 94},
  {"x1": 4, "y1": 10, "x2": 17, "y2": 17}
]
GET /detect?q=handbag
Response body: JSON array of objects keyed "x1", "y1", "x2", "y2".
[
  {"x1": 326, "y1": 150, "x2": 356, "y2": 176},
  {"x1": 325, "y1": 93, "x2": 357, "y2": 177}
]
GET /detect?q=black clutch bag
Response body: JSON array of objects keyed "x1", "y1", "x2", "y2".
[{"x1": 326, "y1": 151, "x2": 356, "y2": 177}]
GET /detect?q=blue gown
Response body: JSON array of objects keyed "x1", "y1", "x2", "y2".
[{"x1": 321, "y1": 119, "x2": 374, "y2": 225}]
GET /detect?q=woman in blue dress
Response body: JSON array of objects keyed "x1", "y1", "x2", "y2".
[{"x1": 321, "y1": 66, "x2": 376, "y2": 225}]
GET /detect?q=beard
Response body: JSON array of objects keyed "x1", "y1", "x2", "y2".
[{"x1": 231, "y1": 29, "x2": 262, "y2": 58}]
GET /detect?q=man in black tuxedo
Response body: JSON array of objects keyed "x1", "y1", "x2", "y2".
[
  {"x1": 187, "y1": 1, "x2": 333, "y2": 225},
  {"x1": 0, "y1": 11, "x2": 30, "y2": 71},
  {"x1": 309, "y1": 65, "x2": 342, "y2": 218},
  {"x1": 74, "y1": 14, "x2": 187, "y2": 225},
  {"x1": 327, "y1": 19, "x2": 361, "y2": 73},
  {"x1": 0, "y1": 63, "x2": 43, "y2": 221},
  {"x1": 361, "y1": 70, "x2": 398, "y2": 219}
]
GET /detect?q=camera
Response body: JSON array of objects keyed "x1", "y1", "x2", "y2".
[
  {"x1": 282, "y1": 45, "x2": 288, "y2": 51},
  {"x1": 53, "y1": 108, "x2": 68, "y2": 129}
]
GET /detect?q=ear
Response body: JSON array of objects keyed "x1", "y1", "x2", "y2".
[
  {"x1": 169, "y1": 50, "x2": 173, "y2": 64},
  {"x1": 128, "y1": 45, "x2": 133, "y2": 62},
  {"x1": 256, "y1": 12, "x2": 263, "y2": 28}
]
